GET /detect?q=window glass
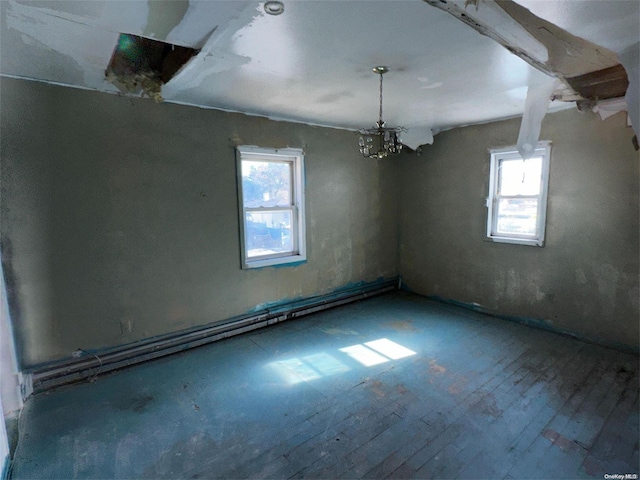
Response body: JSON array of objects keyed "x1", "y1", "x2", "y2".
[
  {"x1": 487, "y1": 143, "x2": 551, "y2": 247},
  {"x1": 495, "y1": 198, "x2": 539, "y2": 235},
  {"x1": 236, "y1": 147, "x2": 306, "y2": 268},
  {"x1": 498, "y1": 157, "x2": 542, "y2": 196},
  {"x1": 241, "y1": 160, "x2": 292, "y2": 208},
  {"x1": 245, "y1": 210, "x2": 293, "y2": 258}
]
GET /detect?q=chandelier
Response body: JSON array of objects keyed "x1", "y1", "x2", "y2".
[{"x1": 358, "y1": 66, "x2": 405, "y2": 159}]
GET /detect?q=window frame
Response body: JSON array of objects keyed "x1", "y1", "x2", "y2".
[
  {"x1": 236, "y1": 145, "x2": 306, "y2": 269},
  {"x1": 486, "y1": 141, "x2": 551, "y2": 247}
]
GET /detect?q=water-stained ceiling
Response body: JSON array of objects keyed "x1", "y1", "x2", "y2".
[{"x1": 1, "y1": 0, "x2": 638, "y2": 146}]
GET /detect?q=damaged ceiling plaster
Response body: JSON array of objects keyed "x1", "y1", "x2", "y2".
[
  {"x1": 1, "y1": 0, "x2": 637, "y2": 148},
  {"x1": 105, "y1": 33, "x2": 198, "y2": 102},
  {"x1": 427, "y1": 0, "x2": 630, "y2": 103}
]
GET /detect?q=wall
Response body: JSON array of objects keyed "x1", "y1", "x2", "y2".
[
  {"x1": 0, "y1": 389, "x2": 8, "y2": 479},
  {"x1": 0, "y1": 78, "x2": 399, "y2": 368},
  {"x1": 0, "y1": 261, "x2": 21, "y2": 445},
  {"x1": 0, "y1": 264, "x2": 15, "y2": 478},
  {"x1": 398, "y1": 108, "x2": 639, "y2": 350},
  {"x1": 0, "y1": 266, "x2": 11, "y2": 479},
  {"x1": 2, "y1": 76, "x2": 636, "y2": 371}
]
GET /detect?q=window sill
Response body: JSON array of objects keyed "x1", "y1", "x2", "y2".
[
  {"x1": 243, "y1": 254, "x2": 307, "y2": 269},
  {"x1": 486, "y1": 236, "x2": 544, "y2": 247}
]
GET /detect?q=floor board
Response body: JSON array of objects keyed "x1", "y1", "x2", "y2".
[{"x1": 10, "y1": 292, "x2": 639, "y2": 479}]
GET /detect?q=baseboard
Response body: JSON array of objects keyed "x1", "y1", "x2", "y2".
[
  {"x1": 28, "y1": 277, "x2": 398, "y2": 394},
  {"x1": 428, "y1": 294, "x2": 640, "y2": 356}
]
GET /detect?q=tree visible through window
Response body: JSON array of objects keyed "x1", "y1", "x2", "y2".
[
  {"x1": 236, "y1": 147, "x2": 306, "y2": 268},
  {"x1": 487, "y1": 142, "x2": 551, "y2": 246}
]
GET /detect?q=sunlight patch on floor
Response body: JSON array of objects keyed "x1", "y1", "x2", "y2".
[
  {"x1": 365, "y1": 338, "x2": 417, "y2": 360},
  {"x1": 268, "y1": 338, "x2": 417, "y2": 384},
  {"x1": 339, "y1": 344, "x2": 389, "y2": 367},
  {"x1": 268, "y1": 352, "x2": 350, "y2": 384}
]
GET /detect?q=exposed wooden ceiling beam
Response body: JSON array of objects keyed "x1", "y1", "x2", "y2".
[{"x1": 423, "y1": 0, "x2": 629, "y2": 102}]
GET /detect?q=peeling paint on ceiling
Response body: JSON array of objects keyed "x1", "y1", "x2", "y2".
[
  {"x1": 1, "y1": 0, "x2": 637, "y2": 143},
  {"x1": 424, "y1": 0, "x2": 630, "y2": 100},
  {"x1": 497, "y1": 1, "x2": 619, "y2": 77},
  {"x1": 514, "y1": 0, "x2": 639, "y2": 55},
  {"x1": 143, "y1": 0, "x2": 189, "y2": 41}
]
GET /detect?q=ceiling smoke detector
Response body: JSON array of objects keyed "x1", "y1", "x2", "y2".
[{"x1": 264, "y1": 1, "x2": 284, "y2": 15}]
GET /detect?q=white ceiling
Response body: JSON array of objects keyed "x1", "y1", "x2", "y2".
[
  {"x1": 514, "y1": 0, "x2": 639, "y2": 54},
  {"x1": 1, "y1": 0, "x2": 638, "y2": 144}
]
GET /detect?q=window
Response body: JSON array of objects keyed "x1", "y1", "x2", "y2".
[
  {"x1": 236, "y1": 146, "x2": 306, "y2": 268},
  {"x1": 486, "y1": 141, "x2": 551, "y2": 246}
]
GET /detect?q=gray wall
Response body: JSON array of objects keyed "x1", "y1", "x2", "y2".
[
  {"x1": 398, "y1": 108, "x2": 639, "y2": 350},
  {"x1": 0, "y1": 78, "x2": 398, "y2": 368},
  {"x1": 2, "y1": 77, "x2": 638, "y2": 368},
  {"x1": 0, "y1": 262, "x2": 21, "y2": 417}
]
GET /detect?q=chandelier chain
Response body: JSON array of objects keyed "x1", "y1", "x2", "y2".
[{"x1": 379, "y1": 72, "x2": 384, "y2": 125}]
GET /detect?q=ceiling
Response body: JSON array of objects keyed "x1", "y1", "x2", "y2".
[{"x1": 1, "y1": 0, "x2": 638, "y2": 148}]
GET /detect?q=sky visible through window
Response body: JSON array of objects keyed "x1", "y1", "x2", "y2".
[
  {"x1": 496, "y1": 157, "x2": 542, "y2": 235},
  {"x1": 499, "y1": 157, "x2": 542, "y2": 196},
  {"x1": 242, "y1": 159, "x2": 293, "y2": 258}
]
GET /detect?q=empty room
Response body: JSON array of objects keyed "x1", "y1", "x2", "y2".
[{"x1": 0, "y1": 0, "x2": 638, "y2": 479}]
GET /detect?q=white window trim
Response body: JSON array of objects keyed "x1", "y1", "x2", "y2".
[
  {"x1": 486, "y1": 141, "x2": 551, "y2": 247},
  {"x1": 236, "y1": 146, "x2": 306, "y2": 269}
]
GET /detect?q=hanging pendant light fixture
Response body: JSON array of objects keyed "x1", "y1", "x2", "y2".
[{"x1": 358, "y1": 66, "x2": 405, "y2": 159}]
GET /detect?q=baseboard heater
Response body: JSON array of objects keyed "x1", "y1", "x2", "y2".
[{"x1": 28, "y1": 278, "x2": 399, "y2": 394}]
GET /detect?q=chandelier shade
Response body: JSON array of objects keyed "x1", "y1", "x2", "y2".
[{"x1": 358, "y1": 66, "x2": 405, "y2": 159}]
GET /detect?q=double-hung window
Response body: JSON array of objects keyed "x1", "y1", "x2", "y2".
[
  {"x1": 486, "y1": 141, "x2": 551, "y2": 246},
  {"x1": 236, "y1": 146, "x2": 306, "y2": 269}
]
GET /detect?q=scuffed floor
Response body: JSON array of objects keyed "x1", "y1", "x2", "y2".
[{"x1": 10, "y1": 292, "x2": 639, "y2": 479}]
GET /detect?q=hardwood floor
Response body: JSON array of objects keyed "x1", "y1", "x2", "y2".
[{"x1": 11, "y1": 292, "x2": 639, "y2": 479}]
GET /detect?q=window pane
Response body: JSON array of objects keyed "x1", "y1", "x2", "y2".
[
  {"x1": 496, "y1": 198, "x2": 538, "y2": 235},
  {"x1": 245, "y1": 210, "x2": 293, "y2": 258},
  {"x1": 242, "y1": 160, "x2": 291, "y2": 208},
  {"x1": 498, "y1": 157, "x2": 542, "y2": 196}
]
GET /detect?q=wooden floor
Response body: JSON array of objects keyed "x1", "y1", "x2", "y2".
[{"x1": 11, "y1": 292, "x2": 640, "y2": 479}]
